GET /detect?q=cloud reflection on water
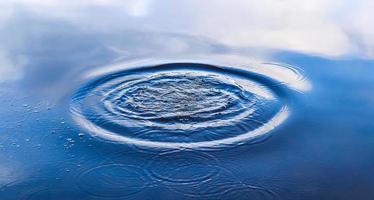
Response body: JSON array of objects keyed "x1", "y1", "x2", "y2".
[
  {"x1": 1, "y1": 0, "x2": 373, "y2": 57},
  {"x1": 0, "y1": 0, "x2": 374, "y2": 81}
]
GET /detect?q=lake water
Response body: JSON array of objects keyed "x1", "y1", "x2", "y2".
[{"x1": 1, "y1": 1, "x2": 374, "y2": 199}]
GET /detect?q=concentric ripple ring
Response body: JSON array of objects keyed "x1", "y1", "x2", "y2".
[{"x1": 70, "y1": 62, "x2": 291, "y2": 149}]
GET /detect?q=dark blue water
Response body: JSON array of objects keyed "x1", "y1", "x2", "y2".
[{"x1": 1, "y1": 1, "x2": 374, "y2": 199}]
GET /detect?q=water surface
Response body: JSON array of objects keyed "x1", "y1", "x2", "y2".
[{"x1": 1, "y1": 1, "x2": 374, "y2": 199}]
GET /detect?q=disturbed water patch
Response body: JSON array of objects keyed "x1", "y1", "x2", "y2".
[
  {"x1": 78, "y1": 164, "x2": 148, "y2": 198},
  {"x1": 145, "y1": 151, "x2": 220, "y2": 185},
  {"x1": 71, "y1": 62, "x2": 291, "y2": 149}
]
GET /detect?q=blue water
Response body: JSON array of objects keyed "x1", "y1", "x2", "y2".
[
  {"x1": 71, "y1": 62, "x2": 289, "y2": 148},
  {"x1": 1, "y1": 1, "x2": 374, "y2": 199}
]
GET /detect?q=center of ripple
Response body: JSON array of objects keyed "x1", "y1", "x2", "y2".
[
  {"x1": 71, "y1": 63, "x2": 289, "y2": 149},
  {"x1": 105, "y1": 72, "x2": 255, "y2": 126}
]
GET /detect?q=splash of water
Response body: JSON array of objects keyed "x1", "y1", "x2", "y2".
[{"x1": 70, "y1": 62, "x2": 291, "y2": 149}]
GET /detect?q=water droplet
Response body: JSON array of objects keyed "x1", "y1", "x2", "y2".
[
  {"x1": 66, "y1": 138, "x2": 74, "y2": 143},
  {"x1": 78, "y1": 133, "x2": 85, "y2": 138}
]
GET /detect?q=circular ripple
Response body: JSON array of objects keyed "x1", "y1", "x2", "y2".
[
  {"x1": 169, "y1": 166, "x2": 239, "y2": 198},
  {"x1": 71, "y1": 62, "x2": 290, "y2": 149},
  {"x1": 220, "y1": 183, "x2": 279, "y2": 200},
  {"x1": 78, "y1": 164, "x2": 148, "y2": 198},
  {"x1": 145, "y1": 151, "x2": 220, "y2": 185}
]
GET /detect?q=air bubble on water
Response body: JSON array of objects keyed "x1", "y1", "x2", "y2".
[
  {"x1": 66, "y1": 138, "x2": 74, "y2": 143},
  {"x1": 78, "y1": 133, "x2": 85, "y2": 138}
]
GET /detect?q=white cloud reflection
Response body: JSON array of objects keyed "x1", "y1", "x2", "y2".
[
  {"x1": 0, "y1": 0, "x2": 373, "y2": 81},
  {"x1": 1, "y1": 0, "x2": 373, "y2": 58},
  {"x1": 0, "y1": 52, "x2": 27, "y2": 81}
]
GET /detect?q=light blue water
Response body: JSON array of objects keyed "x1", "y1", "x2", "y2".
[{"x1": 1, "y1": 1, "x2": 374, "y2": 199}]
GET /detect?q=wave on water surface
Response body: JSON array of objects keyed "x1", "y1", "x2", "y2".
[{"x1": 70, "y1": 62, "x2": 303, "y2": 149}]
